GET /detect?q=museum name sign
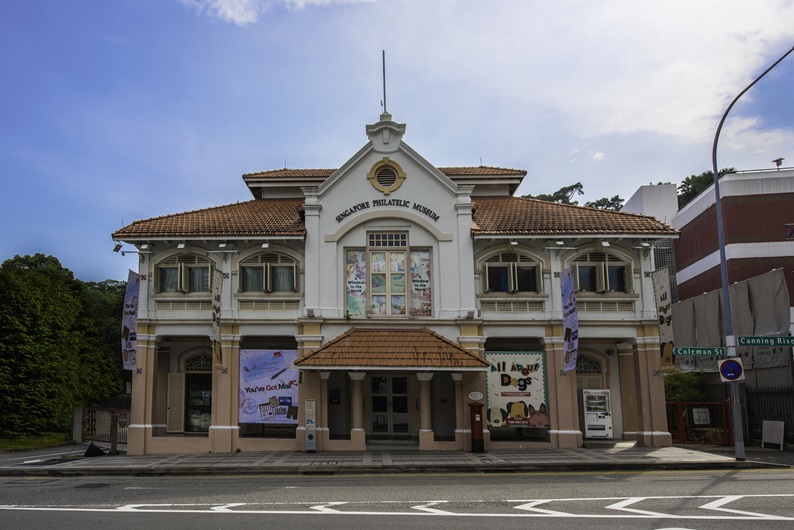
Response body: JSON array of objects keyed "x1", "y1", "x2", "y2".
[{"x1": 335, "y1": 198, "x2": 440, "y2": 223}]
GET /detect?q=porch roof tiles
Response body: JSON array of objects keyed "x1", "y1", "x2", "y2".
[{"x1": 294, "y1": 327, "x2": 489, "y2": 371}]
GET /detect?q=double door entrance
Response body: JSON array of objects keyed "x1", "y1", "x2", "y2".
[{"x1": 370, "y1": 375, "x2": 410, "y2": 436}]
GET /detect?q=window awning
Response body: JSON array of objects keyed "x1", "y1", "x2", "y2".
[{"x1": 294, "y1": 327, "x2": 489, "y2": 372}]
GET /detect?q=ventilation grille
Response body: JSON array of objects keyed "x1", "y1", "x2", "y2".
[
  {"x1": 480, "y1": 301, "x2": 544, "y2": 313},
  {"x1": 376, "y1": 166, "x2": 398, "y2": 188},
  {"x1": 156, "y1": 300, "x2": 212, "y2": 311},
  {"x1": 579, "y1": 300, "x2": 634, "y2": 312},
  {"x1": 239, "y1": 300, "x2": 300, "y2": 311}
]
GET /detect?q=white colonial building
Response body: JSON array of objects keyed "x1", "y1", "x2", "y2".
[{"x1": 113, "y1": 113, "x2": 677, "y2": 455}]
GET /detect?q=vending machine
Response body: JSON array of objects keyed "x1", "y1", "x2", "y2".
[{"x1": 583, "y1": 389, "x2": 613, "y2": 439}]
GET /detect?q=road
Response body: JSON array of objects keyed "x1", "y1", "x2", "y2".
[{"x1": 2, "y1": 468, "x2": 793, "y2": 529}]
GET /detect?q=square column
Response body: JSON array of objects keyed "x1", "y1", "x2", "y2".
[
  {"x1": 348, "y1": 372, "x2": 366, "y2": 450},
  {"x1": 417, "y1": 373, "x2": 434, "y2": 449}
]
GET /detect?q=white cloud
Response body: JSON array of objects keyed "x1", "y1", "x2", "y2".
[
  {"x1": 593, "y1": 153, "x2": 605, "y2": 161},
  {"x1": 180, "y1": 0, "x2": 375, "y2": 25}
]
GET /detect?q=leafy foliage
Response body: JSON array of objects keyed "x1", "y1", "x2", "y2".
[
  {"x1": 584, "y1": 195, "x2": 624, "y2": 211},
  {"x1": 523, "y1": 183, "x2": 624, "y2": 210},
  {"x1": 523, "y1": 182, "x2": 584, "y2": 205},
  {"x1": 663, "y1": 371, "x2": 708, "y2": 402},
  {"x1": 0, "y1": 255, "x2": 124, "y2": 436},
  {"x1": 677, "y1": 168, "x2": 735, "y2": 209}
]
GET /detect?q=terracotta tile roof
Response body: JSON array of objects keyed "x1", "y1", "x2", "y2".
[
  {"x1": 294, "y1": 327, "x2": 489, "y2": 370},
  {"x1": 471, "y1": 196, "x2": 678, "y2": 236},
  {"x1": 242, "y1": 166, "x2": 525, "y2": 180},
  {"x1": 112, "y1": 198, "x2": 305, "y2": 239}
]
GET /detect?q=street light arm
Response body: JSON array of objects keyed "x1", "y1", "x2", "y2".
[
  {"x1": 712, "y1": 44, "x2": 794, "y2": 177},
  {"x1": 710, "y1": 43, "x2": 794, "y2": 463}
]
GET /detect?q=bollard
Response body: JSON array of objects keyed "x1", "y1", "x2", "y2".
[{"x1": 110, "y1": 413, "x2": 118, "y2": 454}]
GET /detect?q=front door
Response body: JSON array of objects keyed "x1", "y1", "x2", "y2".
[{"x1": 370, "y1": 375, "x2": 410, "y2": 436}]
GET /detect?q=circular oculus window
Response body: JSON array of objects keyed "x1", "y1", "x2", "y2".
[{"x1": 367, "y1": 158, "x2": 406, "y2": 195}]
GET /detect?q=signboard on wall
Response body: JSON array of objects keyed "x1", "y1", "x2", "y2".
[
  {"x1": 485, "y1": 352, "x2": 550, "y2": 429},
  {"x1": 239, "y1": 349, "x2": 299, "y2": 424}
]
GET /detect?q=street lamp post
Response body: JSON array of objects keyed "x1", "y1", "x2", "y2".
[{"x1": 711, "y1": 44, "x2": 794, "y2": 461}]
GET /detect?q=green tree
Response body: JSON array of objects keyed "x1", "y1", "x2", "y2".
[
  {"x1": 0, "y1": 255, "x2": 124, "y2": 436},
  {"x1": 663, "y1": 371, "x2": 708, "y2": 402},
  {"x1": 523, "y1": 182, "x2": 584, "y2": 205},
  {"x1": 584, "y1": 195, "x2": 624, "y2": 210},
  {"x1": 523, "y1": 183, "x2": 624, "y2": 210},
  {"x1": 677, "y1": 168, "x2": 735, "y2": 209}
]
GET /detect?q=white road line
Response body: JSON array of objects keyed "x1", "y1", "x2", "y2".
[
  {"x1": 605, "y1": 497, "x2": 669, "y2": 517},
  {"x1": 514, "y1": 500, "x2": 573, "y2": 516},
  {"x1": 411, "y1": 501, "x2": 453, "y2": 514},
  {"x1": 699, "y1": 495, "x2": 782, "y2": 519},
  {"x1": 309, "y1": 502, "x2": 348, "y2": 513}
]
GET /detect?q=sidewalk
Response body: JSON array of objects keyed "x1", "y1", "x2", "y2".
[{"x1": 1, "y1": 442, "x2": 792, "y2": 477}]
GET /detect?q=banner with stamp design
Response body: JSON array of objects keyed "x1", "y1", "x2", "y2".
[{"x1": 239, "y1": 349, "x2": 299, "y2": 424}]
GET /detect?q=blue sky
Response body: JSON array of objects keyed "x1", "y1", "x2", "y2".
[{"x1": 1, "y1": 0, "x2": 792, "y2": 282}]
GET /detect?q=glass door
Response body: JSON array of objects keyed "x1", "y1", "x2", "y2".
[
  {"x1": 370, "y1": 375, "x2": 410, "y2": 436},
  {"x1": 185, "y1": 373, "x2": 212, "y2": 433}
]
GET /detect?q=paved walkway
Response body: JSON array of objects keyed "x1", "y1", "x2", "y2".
[{"x1": 1, "y1": 442, "x2": 792, "y2": 477}]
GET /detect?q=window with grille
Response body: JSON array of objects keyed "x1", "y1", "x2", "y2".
[
  {"x1": 345, "y1": 232, "x2": 432, "y2": 317},
  {"x1": 571, "y1": 252, "x2": 634, "y2": 293},
  {"x1": 239, "y1": 252, "x2": 298, "y2": 293},
  {"x1": 154, "y1": 255, "x2": 213, "y2": 293},
  {"x1": 483, "y1": 253, "x2": 542, "y2": 294}
]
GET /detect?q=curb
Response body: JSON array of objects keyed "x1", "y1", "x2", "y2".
[{"x1": 0, "y1": 460, "x2": 782, "y2": 478}]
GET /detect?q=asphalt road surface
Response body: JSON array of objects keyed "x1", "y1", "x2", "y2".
[{"x1": 2, "y1": 468, "x2": 794, "y2": 529}]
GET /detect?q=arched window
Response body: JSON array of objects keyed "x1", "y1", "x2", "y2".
[
  {"x1": 154, "y1": 254, "x2": 213, "y2": 293},
  {"x1": 483, "y1": 252, "x2": 542, "y2": 294},
  {"x1": 239, "y1": 252, "x2": 298, "y2": 293},
  {"x1": 571, "y1": 252, "x2": 633, "y2": 293}
]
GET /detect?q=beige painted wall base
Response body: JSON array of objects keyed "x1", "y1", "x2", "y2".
[
  {"x1": 550, "y1": 429, "x2": 583, "y2": 448},
  {"x1": 209, "y1": 426, "x2": 238, "y2": 452},
  {"x1": 636, "y1": 431, "x2": 673, "y2": 447},
  {"x1": 127, "y1": 425, "x2": 148, "y2": 456}
]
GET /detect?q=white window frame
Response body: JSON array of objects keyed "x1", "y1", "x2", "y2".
[
  {"x1": 238, "y1": 252, "x2": 298, "y2": 294},
  {"x1": 572, "y1": 252, "x2": 634, "y2": 294},
  {"x1": 483, "y1": 253, "x2": 543, "y2": 294},
  {"x1": 154, "y1": 255, "x2": 214, "y2": 294}
]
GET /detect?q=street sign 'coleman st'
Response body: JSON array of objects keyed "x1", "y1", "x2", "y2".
[
  {"x1": 738, "y1": 336, "x2": 794, "y2": 347},
  {"x1": 673, "y1": 347, "x2": 725, "y2": 356}
]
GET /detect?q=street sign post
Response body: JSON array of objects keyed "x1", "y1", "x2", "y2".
[
  {"x1": 672, "y1": 347, "x2": 725, "y2": 356},
  {"x1": 738, "y1": 336, "x2": 794, "y2": 347}
]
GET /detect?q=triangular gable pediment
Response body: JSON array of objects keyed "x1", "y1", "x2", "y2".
[{"x1": 316, "y1": 118, "x2": 462, "y2": 199}]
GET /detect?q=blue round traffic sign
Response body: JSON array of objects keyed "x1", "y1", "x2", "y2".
[{"x1": 720, "y1": 359, "x2": 743, "y2": 381}]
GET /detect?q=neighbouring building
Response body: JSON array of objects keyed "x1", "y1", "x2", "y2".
[
  {"x1": 113, "y1": 113, "x2": 678, "y2": 455},
  {"x1": 625, "y1": 168, "x2": 794, "y2": 388}
]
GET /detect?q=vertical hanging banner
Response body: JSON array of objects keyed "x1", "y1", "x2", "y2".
[
  {"x1": 121, "y1": 270, "x2": 140, "y2": 371},
  {"x1": 561, "y1": 268, "x2": 579, "y2": 373},
  {"x1": 239, "y1": 349, "x2": 299, "y2": 424},
  {"x1": 211, "y1": 268, "x2": 223, "y2": 369},
  {"x1": 651, "y1": 267, "x2": 676, "y2": 373}
]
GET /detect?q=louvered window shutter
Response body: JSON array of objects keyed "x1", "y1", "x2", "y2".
[
  {"x1": 508, "y1": 263, "x2": 517, "y2": 293},
  {"x1": 166, "y1": 373, "x2": 185, "y2": 433},
  {"x1": 484, "y1": 263, "x2": 493, "y2": 293},
  {"x1": 572, "y1": 264, "x2": 580, "y2": 292},
  {"x1": 596, "y1": 263, "x2": 606, "y2": 293},
  {"x1": 624, "y1": 262, "x2": 634, "y2": 293},
  {"x1": 179, "y1": 263, "x2": 189, "y2": 293},
  {"x1": 265, "y1": 263, "x2": 272, "y2": 293},
  {"x1": 153, "y1": 268, "x2": 161, "y2": 293},
  {"x1": 535, "y1": 264, "x2": 543, "y2": 293}
]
